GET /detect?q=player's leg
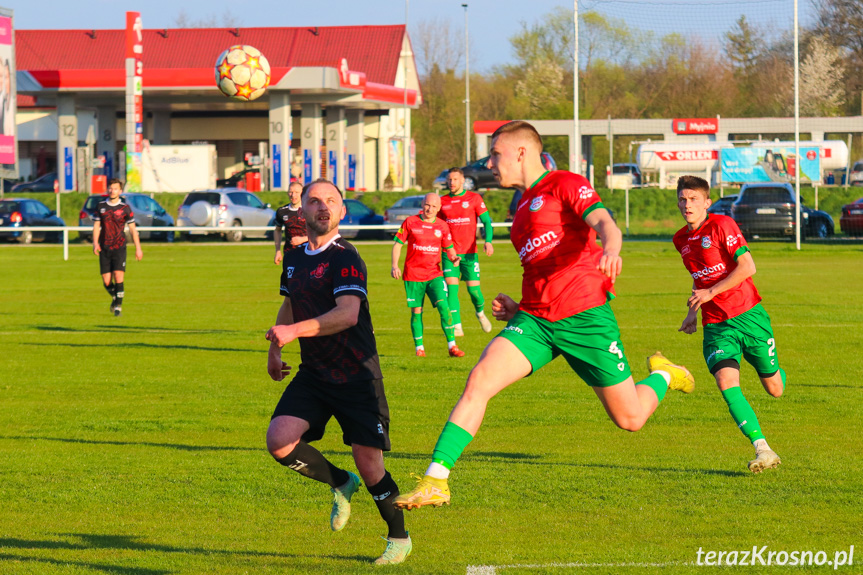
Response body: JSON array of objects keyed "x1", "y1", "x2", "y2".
[
  {"x1": 267, "y1": 415, "x2": 351, "y2": 487},
  {"x1": 464, "y1": 253, "x2": 491, "y2": 333},
  {"x1": 111, "y1": 253, "x2": 126, "y2": 315},
  {"x1": 428, "y1": 277, "x2": 462, "y2": 357},
  {"x1": 443, "y1": 254, "x2": 463, "y2": 335},
  {"x1": 738, "y1": 305, "x2": 785, "y2": 398},
  {"x1": 99, "y1": 251, "x2": 116, "y2": 311},
  {"x1": 395, "y1": 322, "x2": 542, "y2": 510},
  {"x1": 404, "y1": 282, "x2": 425, "y2": 356}
]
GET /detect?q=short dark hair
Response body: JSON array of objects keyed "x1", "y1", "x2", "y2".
[
  {"x1": 301, "y1": 178, "x2": 343, "y2": 199},
  {"x1": 491, "y1": 120, "x2": 543, "y2": 151},
  {"x1": 676, "y1": 175, "x2": 710, "y2": 197},
  {"x1": 107, "y1": 178, "x2": 124, "y2": 189},
  {"x1": 447, "y1": 167, "x2": 464, "y2": 176}
]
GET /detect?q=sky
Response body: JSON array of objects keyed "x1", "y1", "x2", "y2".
[{"x1": 11, "y1": 0, "x2": 817, "y2": 73}]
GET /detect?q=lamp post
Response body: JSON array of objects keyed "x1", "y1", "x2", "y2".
[
  {"x1": 403, "y1": 0, "x2": 410, "y2": 191},
  {"x1": 463, "y1": 3, "x2": 470, "y2": 165},
  {"x1": 573, "y1": 0, "x2": 580, "y2": 175}
]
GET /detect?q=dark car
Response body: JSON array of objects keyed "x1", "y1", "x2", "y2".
[
  {"x1": 707, "y1": 195, "x2": 738, "y2": 217},
  {"x1": 11, "y1": 172, "x2": 58, "y2": 193},
  {"x1": 217, "y1": 167, "x2": 261, "y2": 188},
  {"x1": 79, "y1": 193, "x2": 175, "y2": 242},
  {"x1": 0, "y1": 198, "x2": 65, "y2": 243},
  {"x1": 731, "y1": 183, "x2": 834, "y2": 239},
  {"x1": 839, "y1": 197, "x2": 863, "y2": 236},
  {"x1": 340, "y1": 199, "x2": 386, "y2": 239},
  {"x1": 433, "y1": 152, "x2": 557, "y2": 192}
]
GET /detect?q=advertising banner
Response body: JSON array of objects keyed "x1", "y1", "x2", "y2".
[
  {"x1": 721, "y1": 146, "x2": 821, "y2": 183},
  {"x1": 0, "y1": 10, "x2": 17, "y2": 175},
  {"x1": 125, "y1": 11, "x2": 143, "y2": 192},
  {"x1": 388, "y1": 139, "x2": 403, "y2": 189}
]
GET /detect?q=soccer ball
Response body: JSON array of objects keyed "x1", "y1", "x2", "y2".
[{"x1": 214, "y1": 45, "x2": 271, "y2": 101}]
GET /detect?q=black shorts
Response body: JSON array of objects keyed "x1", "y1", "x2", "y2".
[
  {"x1": 99, "y1": 247, "x2": 127, "y2": 274},
  {"x1": 271, "y1": 370, "x2": 391, "y2": 451}
]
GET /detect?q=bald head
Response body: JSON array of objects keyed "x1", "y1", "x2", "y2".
[{"x1": 421, "y1": 192, "x2": 442, "y2": 221}]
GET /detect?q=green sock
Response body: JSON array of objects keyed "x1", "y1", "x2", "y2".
[
  {"x1": 436, "y1": 302, "x2": 455, "y2": 343},
  {"x1": 431, "y1": 421, "x2": 474, "y2": 470},
  {"x1": 721, "y1": 386, "x2": 765, "y2": 442},
  {"x1": 410, "y1": 312, "x2": 423, "y2": 347},
  {"x1": 780, "y1": 368, "x2": 786, "y2": 389},
  {"x1": 467, "y1": 284, "x2": 485, "y2": 312},
  {"x1": 447, "y1": 283, "x2": 461, "y2": 326},
  {"x1": 637, "y1": 372, "x2": 668, "y2": 403}
]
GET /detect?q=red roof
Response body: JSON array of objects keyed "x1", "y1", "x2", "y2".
[{"x1": 17, "y1": 25, "x2": 405, "y2": 86}]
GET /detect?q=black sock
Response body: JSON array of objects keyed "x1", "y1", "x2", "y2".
[
  {"x1": 114, "y1": 282, "x2": 124, "y2": 306},
  {"x1": 367, "y1": 471, "x2": 407, "y2": 539},
  {"x1": 104, "y1": 283, "x2": 116, "y2": 299},
  {"x1": 275, "y1": 442, "x2": 349, "y2": 488}
]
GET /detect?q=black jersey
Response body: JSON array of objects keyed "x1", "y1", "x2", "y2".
[
  {"x1": 275, "y1": 204, "x2": 307, "y2": 251},
  {"x1": 93, "y1": 201, "x2": 134, "y2": 250},
  {"x1": 280, "y1": 236, "x2": 382, "y2": 383}
]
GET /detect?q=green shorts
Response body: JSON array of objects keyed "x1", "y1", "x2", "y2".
[
  {"x1": 703, "y1": 304, "x2": 779, "y2": 376},
  {"x1": 443, "y1": 252, "x2": 480, "y2": 282},
  {"x1": 497, "y1": 302, "x2": 632, "y2": 387},
  {"x1": 404, "y1": 276, "x2": 448, "y2": 309}
]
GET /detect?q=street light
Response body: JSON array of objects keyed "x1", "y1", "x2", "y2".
[
  {"x1": 463, "y1": 3, "x2": 470, "y2": 165},
  {"x1": 403, "y1": 0, "x2": 410, "y2": 191}
]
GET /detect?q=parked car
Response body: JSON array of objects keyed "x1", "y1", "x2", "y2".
[
  {"x1": 849, "y1": 160, "x2": 863, "y2": 186},
  {"x1": 177, "y1": 189, "x2": 274, "y2": 242},
  {"x1": 606, "y1": 163, "x2": 642, "y2": 188},
  {"x1": 383, "y1": 195, "x2": 424, "y2": 226},
  {"x1": 217, "y1": 167, "x2": 261, "y2": 188},
  {"x1": 730, "y1": 183, "x2": 834, "y2": 239},
  {"x1": 432, "y1": 152, "x2": 557, "y2": 191},
  {"x1": 839, "y1": 197, "x2": 863, "y2": 235},
  {"x1": 79, "y1": 193, "x2": 175, "y2": 242},
  {"x1": 707, "y1": 195, "x2": 738, "y2": 217},
  {"x1": 11, "y1": 172, "x2": 58, "y2": 193},
  {"x1": 340, "y1": 199, "x2": 386, "y2": 239},
  {"x1": 0, "y1": 198, "x2": 65, "y2": 243}
]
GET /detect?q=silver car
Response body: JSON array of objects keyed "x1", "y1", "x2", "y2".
[
  {"x1": 384, "y1": 195, "x2": 425, "y2": 226},
  {"x1": 79, "y1": 192, "x2": 175, "y2": 242},
  {"x1": 177, "y1": 189, "x2": 275, "y2": 242}
]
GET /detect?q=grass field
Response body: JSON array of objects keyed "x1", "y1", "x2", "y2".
[{"x1": 1, "y1": 240, "x2": 861, "y2": 574}]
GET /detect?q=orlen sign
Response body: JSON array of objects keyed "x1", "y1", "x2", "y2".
[
  {"x1": 672, "y1": 118, "x2": 719, "y2": 135},
  {"x1": 656, "y1": 150, "x2": 718, "y2": 162}
]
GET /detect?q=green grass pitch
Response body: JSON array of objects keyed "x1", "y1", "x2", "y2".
[{"x1": 0, "y1": 240, "x2": 861, "y2": 574}]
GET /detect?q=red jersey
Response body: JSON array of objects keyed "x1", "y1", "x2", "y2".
[
  {"x1": 395, "y1": 215, "x2": 454, "y2": 282},
  {"x1": 509, "y1": 171, "x2": 613, "y2": 321},
  {"x1": 439, "y1": 191, "x2": 488, "y2": 254},
  {"x1": 673, "y1": 214, "x2": 761, "y2": 325}
]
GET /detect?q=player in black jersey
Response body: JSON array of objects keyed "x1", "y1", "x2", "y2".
[
  {"x1": 273, "y1": 181, "x2": 308, "y2": 265},
  {"x1": 92, "y1": 179, "x2": 142, "y2": 316},
  {"x1": 264, "y1": 179, "x2": 412, "y2": 565}
]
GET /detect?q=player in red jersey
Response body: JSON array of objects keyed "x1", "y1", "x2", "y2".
[
  {"x1": 394, "y1": 121, "x2": 695, "y2": 510},
  {"x1": 439, "y1": 168, "x2": 494, "y2": 335},
  {"x1": 92, "y1": 179, "x2": 143, "y2": 317},
  {"x1": 674, "y1": 175, "x2": 785, "y2": 473},
  {"x1": 392, "y1": 193, "x2": 465, "y2": 358}
]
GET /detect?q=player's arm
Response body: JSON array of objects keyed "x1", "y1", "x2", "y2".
[
  {"x1": 290, "y1": 230, "x2": 308, "y2": 246},
  {"x1": 266, "y1": 294, "x2": 361, "y2": 348},
  {"x1": 273, "y1": 224, "x2": 283, "y2": 264},
  {"x1": 479, "y1": 211, "x2": 494, "y2": 256},
  {"x1": 444, "y1": 244, "x2": 460, "y2": 265},
  {"x1": 92, "y1": 220, "x2": 102, "y2": 254},
  {"x1": 391, "y1": 239, "x2": 404, "y2": 279},
  {"x1": 689, "y1": 251, "x2": 756, "y2": 311},
  {"x1": 492, "y1": 292, "x2": 518, "y2": 322},
  {"x1": 127, "y1": 221, "x2": 143, "y2": 261},
  {"x1": 679, "y1": 281, "x2": 699, "y2": 334},
  {"x1": 267, "y1": 297, "x2": 294, "y2": 381},
  {"x1": 584, "y1": 207, "x2": 622, "y2": 283}
]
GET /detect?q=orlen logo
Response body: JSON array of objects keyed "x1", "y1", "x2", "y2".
[
  {"x1": 578, "y1": 185, "x2": 594, "y2": 200},
  {"x1": 691, "y1": 262, "x2": 726, "y2": 279},
  {"x1": 656, "y1": 150, "x2": 718, "y2": 162},
  {"x1": 726, "y1": 234, "x2": 739, "y2": 247},
  {"x1": 518, "y1": 231, "x2": 558, "y2": 260}
]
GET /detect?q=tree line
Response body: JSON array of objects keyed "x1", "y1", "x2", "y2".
[{"x1": 412, "y1": 1, "x2": 861, "y2": 189}]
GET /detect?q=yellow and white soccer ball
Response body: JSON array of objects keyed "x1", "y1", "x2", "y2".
[{"x1": 214, "y1": 45, "x2": 271, "y2": 101}]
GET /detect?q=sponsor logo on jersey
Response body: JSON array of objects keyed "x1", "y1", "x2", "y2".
[
  {"x1": 480, "y1": 201, "x2": 486, "y2": 208},
  {"x1": 311, "y1": 262, "x2": 329, "y2": 279},
  {"x1": 282, "y1": 215, "x2": 289, "y2": 221},
  {"x1": 578, "y1": 185, "x2": 594, "y2": 200},
  {"x1": 689, "y1": 235, "x2": 700, "y2": 242},
  {"x1": 447, "y1": 217, "x2": 472, "y2": 225},
  {"x1": 340, "y1": 265, "x2": 365, "y2": 281},
  {"x1": 462, "y1": 201, "x2": 470, "y2": 208},
  {"x1": 681, "y1": 245, "x2": 691, "y2": 256},
  {"x1": 701, "y1": 236, "x2": 712, "y2": 249},
  {"x1": 691, "y1": 262, "x2": 726, "y2": 279},
  {"x1": 286, "y1": 266, "x2": 294, "y2": 278},
  {"x1": 529, "y1": 197, "x2": 544, "y2": 212},
  {"x1": 412, "y1": 244, "x2": 440, "y2": 253},
  {"x1": 434, "y1": 229, "x2": 442, "y2": 238},
  {"x1": 726, "y1": 234, "x2": 739, "y2": 247},
  {"x1": 100, "y1": 208, "x2": 106, "y2": 213},
  {"x1": 518, "y1": 230, "x2": 559, "y2": 260}
]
